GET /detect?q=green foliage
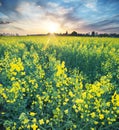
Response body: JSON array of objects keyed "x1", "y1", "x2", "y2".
[{"x1": 0, "y1": 36, "x2": 119, "y2": 130}]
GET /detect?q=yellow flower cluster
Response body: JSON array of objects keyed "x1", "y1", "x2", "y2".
[
  {"x1": 56, "y1": 61, "x2": 67, "y2": 77},
  {"x1": 10, "y1": 58, "x2": 24, "y2": 73},
  {"x1": 112, "y1": 91, "x2": 119, "y2": 106}
]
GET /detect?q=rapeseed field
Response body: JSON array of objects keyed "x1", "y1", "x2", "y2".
[{"x1": 0, "y1": 36, "x2": 119, "y2": 130}]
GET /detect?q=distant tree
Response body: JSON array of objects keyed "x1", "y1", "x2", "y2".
[
  {"x1": 71, "y1": 31, "x2": 78, "y2": 36},
  {"x1": 91, "y1": 31, "x2": 95, "y2": 36},
  {"x1": 16, "y1": 33, "x2": 19, "y2": 36},
  {"x1": 65, "y1": 31, "x2": 68, "y2": 35},
  {"x1": 95, "y1": 32, "x2": 98, "y2": 36}
]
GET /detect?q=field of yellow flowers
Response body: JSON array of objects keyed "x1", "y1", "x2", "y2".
[{"x1": 0, "y1": 36, "x2": 119, "y2": 130}]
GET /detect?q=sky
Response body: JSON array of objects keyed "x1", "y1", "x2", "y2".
[{"x1": 0, "y1": 0, "x2": 119, "y2": 34}]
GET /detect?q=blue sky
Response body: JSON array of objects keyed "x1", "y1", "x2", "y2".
[{"x1": 0, "y1": 0, "x2": 119, "y2": 34}]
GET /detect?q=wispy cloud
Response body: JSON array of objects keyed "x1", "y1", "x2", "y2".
[
  {"x1": 78, "y1": 14, "x2": 119, "y2": 33},
  {"x1": 101, "y1": 27, "x2": 119, "y2": 33},
  {"x1": 83, "y1": 0, "x2": 98, "y2": 11},
  {"x1": 12, "y1": 26, "x2": 24, "y2": 31}
]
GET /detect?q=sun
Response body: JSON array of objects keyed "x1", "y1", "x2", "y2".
[{"x1": 48, "y1": 22, "x2": 58, "y2": 33}]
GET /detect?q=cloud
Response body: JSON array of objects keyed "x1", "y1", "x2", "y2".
[
  {"x1": 83, "y1": 0, "x2": 98, "y2": 11},
  {"x1": 0, "y1": 14, "x2": 11, "y2": 24},
  {"x1": 78, "y1": 14, "x2": 119, "y2": 33},
  {"x1": 12, "y1": 26, "x2": 24, "y2": 31},
  {"x1": 14, "y1": 0, "x2": 79, "y2": 32},
  {"x1": 87, "y1": 19, "x2": 119, "y2": 29},
  {"x1": 101, "y1": 27, "x2": 119, "y2": 33},
  {"x1": 0, "y1": 0, "x2": 23, "y2": 24},
  {"x1": 0, "y1": 0, "x2": 119, "y2": 34},
  {"x1": 0, "y1": 24, "x2": 24, "y2": 34},
  {"x1": 0, "y1": 20, "x2": 11, "y2": 24},
  {"x1": 0, "y1": 0, "x2": 38, "y2": 21}
]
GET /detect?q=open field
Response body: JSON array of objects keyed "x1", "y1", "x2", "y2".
[{"x1": 0, "y1": 36, "x2": 119, "y2": 130}]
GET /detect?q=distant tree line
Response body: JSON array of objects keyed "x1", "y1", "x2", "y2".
[
  {"x1": 57, "y1": 31, "x2": 119, "y2": 37},
  {"x1": 1, "y1": 31, "x2": 119, "y2": 37},
  {"x1": 52, "y1": 31, "x2": 119, "y2": 37}
]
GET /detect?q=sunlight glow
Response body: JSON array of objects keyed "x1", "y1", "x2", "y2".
[{"x1": 48, "y1": 22, "x2": 59, "y2": 33}]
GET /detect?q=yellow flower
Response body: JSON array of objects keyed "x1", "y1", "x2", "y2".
[
  {"x1": 64, "y1": 109, "x2": 68, "y2": 114},
  {"x1": 94, "y1": 121, "x2": 98, "y2": 125},
  {"x1": 31, "y1": 124, "x2": 38, "y2": 130},
  {"x1": 39, "y1": 119, "x2": 44, "y2": 125},
  {"x1": 46, "y1": 119, "x2": 49, "y2": 124},
  {"x1": 72, "y1": 104, "x2": 76, "y2": 109},
  {"x1": 84, "y1": 104, "x2": 88, "y2": 108},
  {"x1": 75, "y1": 109, "x2": 78, "y2": 113},
  {"x1": 23, "y1": 119, "x2": 29, "y2": 124},
  {"x1": 61, "y1": 61, "x2": 65, "y2": 68},
  {"x1": 21, "y1": 72, "x2": 26, "y2": 75},
  {"x1": 73, "y1": 124, "x2": 77, "y2": 128},
  {"x1": 6, "y1": 127, "x2": 11, "y2": 130},
  {"x1": 99, "y1": 114, "x2": 104, "y2": 120},
  {"x1": 32, "y1": 118, "x2": 37, "y2": 123},
  {"x1": 11, "y1": 77, "x2": 15, "y2": 81},
  {"x1": 116, "y1": 110, "x2": 119, "y2": 114},
  {"x1": 56, "y1": 107, "x2": 60, "y2": 112},
  {"x1": 30, "y1": 112, "x2": 36, "y2": 116},
  {"x1": 75, "y1": 99, "x2": 83, "y2": 104},
  {"x1": 91, "y1": 128, "x2": 95, "y2": 130},
  {"x1": 116, "y1": 101, "x2": 119, "y2": 106},
  {"x1": 2, "y1": 93, "x2": 7, "y2": 99},
  {"x1": 106, "y1": 102, "x2": 110, "y2": 107},
  {"x1": 69, "y1": 91, "x2": 74, "y2": 97},
  {"x1": 108, "y1": 121, "x2": 112, "y2": 125},
  {"x1": 63, "y1": 102, "x2": 67, "y2": 105},
  {"x1": 1, "y1": 112, "x2": 5, "y2": 115},
  {"x1": 65, "y1": 98, "x2": 69, "y2": 102},
  {"x1": 27, "y1": 125, "x2": 30, "y2": 129},
  {"x1": 90, "y1": 112, "x2": 96, "y2": 118}
]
